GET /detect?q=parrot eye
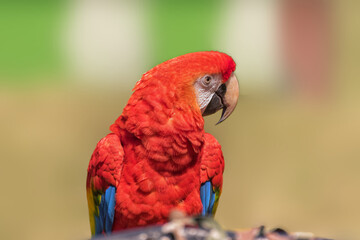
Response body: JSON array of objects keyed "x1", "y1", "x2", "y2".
[{"x1": 202, "y1": 75, "x2": 212, "y2": 86}]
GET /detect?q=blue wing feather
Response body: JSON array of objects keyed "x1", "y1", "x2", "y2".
[
  {"x1": 200, "y1": 181, "x2": 216, "y2": 216},
  {"x1": 94, "y1": 186, "x2": 116, "y2": 235},
  {"x1": 205, "y1": 182, "x2": 210, "y2": 212}
]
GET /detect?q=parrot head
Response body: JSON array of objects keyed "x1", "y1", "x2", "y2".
[{"x1": 136, "y1": 51, "x2": 239, "y2": 124}]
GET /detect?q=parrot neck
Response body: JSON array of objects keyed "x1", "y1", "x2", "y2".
[{"x1": 110, "y1": 89, "x2": 205, "y2": 172}]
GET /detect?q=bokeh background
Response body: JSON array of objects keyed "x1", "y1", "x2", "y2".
[{"x1": 1, "y1": 1, "x2": 359, "y2": 239}]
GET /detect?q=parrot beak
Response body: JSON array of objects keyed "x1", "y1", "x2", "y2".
[{"x1": 202, "y1": 73, "x2": 239, "y2": 124}]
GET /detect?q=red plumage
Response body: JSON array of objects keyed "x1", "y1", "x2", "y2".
[{"x1": 87, "y1": 51, "x2": 235, "y2": 232}]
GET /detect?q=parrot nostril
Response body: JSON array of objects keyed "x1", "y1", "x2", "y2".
[{"x1": 216, "y1": 84, "x2": 226, "y2": 97}]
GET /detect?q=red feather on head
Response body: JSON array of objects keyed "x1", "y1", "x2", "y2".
[
  {"x1": 129, "y1": 51, "x2": 236, "y2": 116},
  {"x1": 136, "y1": 51, "x2": 236, "y2": 89}
]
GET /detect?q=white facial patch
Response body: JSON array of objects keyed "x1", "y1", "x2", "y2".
[{"x1": 193, "y1": 74, "x2": 222, "y2": 113}]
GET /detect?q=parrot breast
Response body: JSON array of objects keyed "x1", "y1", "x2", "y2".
[{"x1": 109, "y1": 78, "x2": 206, "y2": 229}]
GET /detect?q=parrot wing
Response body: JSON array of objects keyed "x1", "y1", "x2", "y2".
[
  {"x1": 86, "y1": 133, "x2": 124, "y2": 236},
  {"x1": 199, "y1": 133, "x2": 225, "y2": 216}
]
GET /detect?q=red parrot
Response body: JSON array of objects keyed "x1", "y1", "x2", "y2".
[{"x1": 86, "y1": 51, "x2": 239, "y2": 236}]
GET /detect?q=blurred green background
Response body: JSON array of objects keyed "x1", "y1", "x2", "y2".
[{"x1": 1, "y1": 1, "x2": 359, "y2": 239}]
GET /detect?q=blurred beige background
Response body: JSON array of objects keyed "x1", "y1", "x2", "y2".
[{"x1": 0, "y1": 1, "x2": 359, "y2": 239}]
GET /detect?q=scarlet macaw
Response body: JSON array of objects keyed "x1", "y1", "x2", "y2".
[{"x1": 86, "y1": 51, "x2": 239, "y2": 236}]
